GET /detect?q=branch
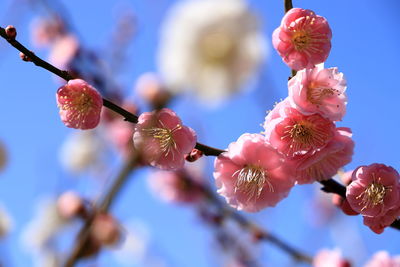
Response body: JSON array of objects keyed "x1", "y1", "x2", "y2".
[
  {"x1": 199, "y1": 181, "x2": 313, "y2": 264},
  {"x1": 0, "y1": 26, "x2": 138, "y2": 123},
  {"x1": 284, "y1": 0, "x2": 293, "y2": 13},
  {"x1": 283, "y1": 1, "x2": 298, "y2": 78},
  {"x1": 63, "y1": 153, "x2": 138, "y2": 267}
]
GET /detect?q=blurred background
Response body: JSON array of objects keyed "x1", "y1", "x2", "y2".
[{"x1": 0, "y1": 0, "x2": 399, "y2": 266}]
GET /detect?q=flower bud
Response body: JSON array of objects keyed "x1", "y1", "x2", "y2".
[
  {"x1": 90, "y1": 213, "x2": 122, "y2": 246},
  {"x1": 5, "y1": 25, "x2": 16, "y2": 39},
  {"x1": 19, "y1": 52, "x2": 32, "y2": 62},
  {"x1": 185, "y1": 149, "x2": 203, "y2": 162},
  {"x1": 57, "y1": 191, "x2": 85, "y2": 219}
]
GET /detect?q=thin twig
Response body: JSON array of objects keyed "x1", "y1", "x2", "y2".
[{"x1": 201, "y1": 184, "x2": 313, "y2": 264}]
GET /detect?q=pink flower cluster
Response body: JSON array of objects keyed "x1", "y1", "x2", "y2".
[
  {"x1": 264, "y1": 67, "x2": 352, "y2": 186},
  {"x1": 212, "y1": 8, "x2": 354, "y2": 212},
  {"x1": 346, "y1": 164, "x2": 400, "y2": 234},
  {"x1": 272, "y1": 7, "x2": 400, "y2": 233}
]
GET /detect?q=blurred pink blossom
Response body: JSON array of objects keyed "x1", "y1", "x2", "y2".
[
  {"x1": 346, "y1": 164, "x2": 400, "y2": 217},
  {"x1": 30, "y1": 17, "x2": 65, "y2": 48},
  {"x1": 213, "y1": 133, "x2": 294, "y2": 212},
  {"x1": 364, "y1": 251, "x2": 400, "y2": 267},
  {"x1": 272, "y1": 8, "x2": 332, "y2": 70},
  {"x1": 90, "y1": 213, "x2": 122, "y2": 246},
  {"x1": 57, "y1": 79, "x2": 103, "y2": 130},
  {"x1": 106, "y1": 119, "x2": 134, "y2": 157},
  {"x1": 288, "y1": 66, "x2": 347, "y2": 121},
  {"x1": 133, "y1": 108, "x2": 197, "y2": 170},
  {"x1": 48, "y1": 34, "x2": 79, "y2": 69},
  {"x1": 294, "y1": 127, "x2": 354, "y2": 184},
  {"x1": 148, "y1": 169, "x2": 204, "y2": 204},
  {"x1": 313, "y1": 249, "x2": 351, "y2": 267}
]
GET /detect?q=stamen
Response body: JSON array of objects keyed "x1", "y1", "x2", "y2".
[
  {"x1": 281, "y1": 120, "x2": 319, "y2": 155},
  {"x1": 307, "y1": 86, "x2": 338, "y2": 105},
  {"x1": 292, "y1": 31, "x2": 310, "y2": 51},
  {"x1": 142, "y1": 122, "x2": 182, "y2": 156},
  {"x1": 356, "y1": 174, "x2": 390, "y2": 211},
  {"x1": 234, "y1": 165, "x2": 273, "y2": 201},
  {"x1": 59, "y1": 88, "x2": 94, "y2": 128}
]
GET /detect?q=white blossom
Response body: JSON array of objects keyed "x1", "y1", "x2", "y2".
[
  {"x1": 59, "y1": 130, "x2": 103, "y2": 173},
  {"x1": 158, "y1": 0, "x2": 266, "y2": 103}
]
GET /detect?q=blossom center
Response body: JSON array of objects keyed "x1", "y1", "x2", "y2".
[
  {"x1": 234, "y1": 165, "x2": 272, "y2": 201},
  {"x1": 356, "y1": 179, "x2": 388, "y2": 211},
  {"x1": 287, "y1": 121, "x2": 314, "y2": 145},
  {"x1": 143, "y1": 124, "x2": 182, "y2": 156},
  {"x1": 292, "y1": 31, "x2": 310, "y2": 51},
  {"x1": 200, "y1": 31, "x2": 235, "y2": 65},
  {"x1": 307, "y1": 84, "x2": 338, "y2": 105}
]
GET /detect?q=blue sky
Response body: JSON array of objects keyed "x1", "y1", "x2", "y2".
[{"x1": 0, "y1": 0, "x2": 399, "y2": 266}]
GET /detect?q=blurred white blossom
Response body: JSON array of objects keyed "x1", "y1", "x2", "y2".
[
  {"x1": 158, "y1": 0, "x2": 266, "y2": 103},
  {"x1": 20, "y1": 197, "x2": 66, "y2": 251},
  {"x1": 113, "y1": 219, "x2": 150, "y2": 266},
  {"x1": 59, "y1": 130, "x2": 103, "y2": 174},
  {"x1": 0, "y1": 204, "x2": 13, "y2": 238}
]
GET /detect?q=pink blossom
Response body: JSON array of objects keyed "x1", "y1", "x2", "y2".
[
  {"x1": 364, "y1": 251, "x2": 400, "y2": 267},
  {"x1": 148, "y1": 170, "x2": 204, "y2": 204},
  {"x1": 294, "y1": 127, "x2": 354, "y2": 184},
  {"x1": 313, "y1": 249, "x2": 351, "y2": 267},
  {"x1": 288, "y1": 66, "x2": 347, "y2": 121},
  {"x1": 133, "y1": 108, "x2": 197, "y2": 170},
  {"x1": 346, "y1": 164, "x2": 400, "y2": 217},
  {"x1": 213, "y1": 133, "x2": 295, "y2": 212},
  {"x1": 264, "y1": 105, "x2": 335, "y2": 157},
  {"x1": 56, "y1": 79, "x2": 103, "y2": 130},
  {"x1": 272, "y1": 8, "x2": 332, "y2": 71},
  {"x1": 363, "y1": 207, "x2": 400, "y2": 234}
]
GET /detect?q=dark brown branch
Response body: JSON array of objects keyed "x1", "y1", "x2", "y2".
[
  {"x1": 195, "y1": 142, "x2": 225, "y2": 156},
  {"x1": 284, "y1": 0, "x2": 293, "y2": 13},
  {"x1": 0, "y1": 26, "x2": 138, "y2": 123},
  {"x1": 283, "y1": 1, "x2": 297, "y2": 78}
]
